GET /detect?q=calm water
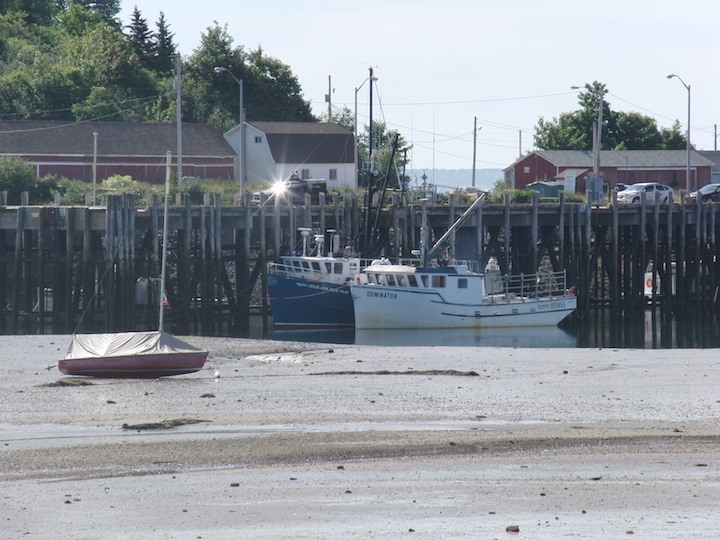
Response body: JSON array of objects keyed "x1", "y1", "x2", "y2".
[
  {"x1": 266, "y1": 308, "x2": 720, "y2": 349},
  {"x1": 7, "y1": 308, "x2": 718, "y2": 349}
]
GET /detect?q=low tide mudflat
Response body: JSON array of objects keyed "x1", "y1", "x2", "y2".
[{"x1": 1, "y1": 335, "x2": 719, "y2": 539}]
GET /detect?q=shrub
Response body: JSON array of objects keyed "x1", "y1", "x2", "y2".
[{"x1": 0, "y1": 156, "x2": 35, "y2": 204}]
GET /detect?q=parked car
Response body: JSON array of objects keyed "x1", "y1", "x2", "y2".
[
  {"x1": 616, "y1": 182, "x2": 672, "y2": 204},
  {"x1": 252, "y1": 178, "x2": 310, "y2": 205},
  {"x1": 252, "y1": 172, "x2": 327, "y2": 206},
  {"x1": 689, "y1": 183, "x2": 720, "y2": 203}
]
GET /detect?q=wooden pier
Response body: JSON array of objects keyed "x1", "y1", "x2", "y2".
[{"x1": 1, "y1": 190, "x2": 718, "y2": 335}]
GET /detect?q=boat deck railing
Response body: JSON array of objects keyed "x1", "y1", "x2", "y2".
[{"x1": 488, "y1": 270, "x2": 571, "y2": 302}]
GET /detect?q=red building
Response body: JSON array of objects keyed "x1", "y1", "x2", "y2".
[
  {"x1": 0, "y1": 120, "x2": 236, "y2": 184},
  {"x1": 505, "y1": 150, "x2": 715, "y2": 193}
]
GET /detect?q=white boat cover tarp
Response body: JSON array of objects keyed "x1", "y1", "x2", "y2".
[{"x1": 66, "y1": 331, "x2": 203, "y2": 359}]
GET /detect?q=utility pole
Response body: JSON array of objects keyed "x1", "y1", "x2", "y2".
[
  {"x1": 175, "y1": 55, "x2": 182, "y2": 184},
  {"x1": 472, "y1": 118, "x2": 482, "y2": 188},
  {"x1": 593, "y1": 95, "x2": 603, "y2": 177},
  {"x1": 518, "y1": 129, "x2": 522, "y2": 159},
  {"x1": 364, "y1": 67, "x2": 375, "y2": 257},
  {"x1": 472, "y1": 117, "x2": 477, "y2": 187},
  {"x1": 325, "y1": 75, "x2": 332, "y2": 120},
  {"x1": 92, "y1": 131, "x2": 98, "y2": 205}
]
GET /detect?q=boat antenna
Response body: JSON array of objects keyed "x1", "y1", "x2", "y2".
[{"x1": 159, "y1": 150, "x2": 171, "y2": 332}]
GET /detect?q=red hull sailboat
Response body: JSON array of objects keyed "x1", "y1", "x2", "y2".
[
  {"x1": 59, "y1": 152, "x2": 208, "y2": 378},
  {"x1": 59, "y1": 331, "x2": 208, "y2": 378}
]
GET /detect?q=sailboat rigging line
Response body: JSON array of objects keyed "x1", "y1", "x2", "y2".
[
  {"x1": 70, "y1": 152, "x2": 174, "y2": 335},
  {"x1": 70, "y1": 201, "x2": 134, "y2": 335},
  {"x1": 159, "y1": 150, "x2": 172, "y2": 332}
]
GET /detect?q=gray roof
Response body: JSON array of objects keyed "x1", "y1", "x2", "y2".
[
  {"x1": 698, "y1": 150, "x2": 720, "y2": 169},
  {"x1": 250, "y1": 121, "x2": 354, "y2": 165},
  {"x1": 532, "y1": 149, "x2": 714, "y2": 168},
  {"x1": 0, "y1": 120, "x2": 235, "y2": 157}
]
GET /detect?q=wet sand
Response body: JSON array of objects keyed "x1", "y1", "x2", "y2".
[{"x1": 1, "y1": 335, "x2": 719, "y2": 539}]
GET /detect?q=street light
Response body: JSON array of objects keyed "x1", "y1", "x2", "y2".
[
  {"x1": 354, "y1": 68, "x2": 378, "y2": 186},
  {"x1": 214, "y1": 66, "x2": 245, "y2": 196},
  {"x1": 667, "y1": 73, "x2": 692, "y2": 193}
]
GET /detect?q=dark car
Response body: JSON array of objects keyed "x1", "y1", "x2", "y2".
[{"x1": 689, "y1": 183, "x2": 720, "y2": 203}]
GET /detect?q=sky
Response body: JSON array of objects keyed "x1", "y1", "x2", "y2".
[{"x1": 120, "y1": 0, "x2": 719, "y2": 187}]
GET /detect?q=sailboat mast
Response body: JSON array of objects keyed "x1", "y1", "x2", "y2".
[{"x1": 159, "y1": 151, "x2": 171, "y2": 332}]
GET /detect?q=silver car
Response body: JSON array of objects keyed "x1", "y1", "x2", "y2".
[{"x1": 617, "y1": 182, "x2": 672, "y2": 204}]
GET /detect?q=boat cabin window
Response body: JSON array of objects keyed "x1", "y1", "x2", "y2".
[
  {"x1": 397, "y1": 274, "x2": 407, "y2": 287},
  {"x1": 292, "y1": 260, "x2": 302, "y2": 270},
  {"x1": 432, "y1": 275, "x2": 446, "y2": 288},
  {"x1": 301, "y1": 261, "x2": 310, "y2": 270},
  {"x1": 458, "y1": 278, "x2": 468, "y2": 289},
  {"x1": 311, "y1": 262, "x2": 321, "y2": 272},
  {"x1": 334, "y1": 262, "x2": 344, "y2": 273},
  {"x1": 407, "y1": 275, "x2": 419, "y2": 287},
  {"x1": 386, "y1": 275, "x2": 397, "y2": 286},
  {"x1": 421, "y1": 275, "x2": 429, "y2": 287},
  {"x1": 324, "y1": 262, "x2": 332, "y2": 273}
]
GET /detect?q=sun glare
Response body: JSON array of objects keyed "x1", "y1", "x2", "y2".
[{"x1": 270, "y1": 181, "x2": 287, "y2": 195}]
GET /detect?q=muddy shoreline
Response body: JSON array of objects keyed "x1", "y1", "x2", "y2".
[{"x1": 1, "y1": 335, "x2": 719, "y2": 539}]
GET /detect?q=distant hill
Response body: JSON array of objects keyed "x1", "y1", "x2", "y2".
[{"x1": 406, "y1": 169, "x2": 504, "y2": 192}]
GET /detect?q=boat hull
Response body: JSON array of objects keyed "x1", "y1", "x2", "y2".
[
  {"x1": 351, "y1": 286, "x2": 576, "y2": 329},
  {"x1": 267, "y1": 274, "x2": 354, "y2": 328},
  {"x1": 58, "y1": 351, "x2": 208, "y2": 378}
]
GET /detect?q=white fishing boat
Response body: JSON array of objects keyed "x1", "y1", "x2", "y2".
[
  {"x1": 350, "y1": 194, "x2": 576, "y2": 330},
  {"x1": 351, "y1": 262, "x2": 576, "y2": 329}
]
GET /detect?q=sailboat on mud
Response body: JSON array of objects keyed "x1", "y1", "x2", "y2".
[{"x1": 58, "y1": 152, "x2": 208, "y2": 378}]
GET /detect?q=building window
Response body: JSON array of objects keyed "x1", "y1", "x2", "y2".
[
  {"x1": 329, "y1": 168, "x2": 337, "y2": 181},
  {"x1": 254, "y1": 136, "x2": 262, "y2": 143},
  {"x1": 301, "y1": 169, "x2": 310, "y2": 179},
  {"x1": 524, "y1": 166, "x2": 530, "y2": 174}
]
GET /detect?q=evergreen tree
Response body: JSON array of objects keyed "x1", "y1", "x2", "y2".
[
  {"x1": 151, "y1": 11, "x2": 175, "y2": 74},
  {"x1": 125, "y1": 6, "x2": 152, "y2": 67}
]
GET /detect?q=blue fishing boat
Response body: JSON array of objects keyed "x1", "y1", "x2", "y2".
[{"x1": 267, "y1": 228, "x2": 370, "y2": 329}]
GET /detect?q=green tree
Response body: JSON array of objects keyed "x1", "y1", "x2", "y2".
[
  {"x1": 245, "y1": 47, "x2": 313, "y2": 122},
  {"x1": 357, "y1": 121, "x2": 409, "y2": 189},
  {"x1": 182, "y1": 23, "x2": 314, "y2": 131},
  {"x1": 317, "y1": 105, "x2": 355, "y2": 133},
  {"x1": 0, "y1": 0, "x2": 61, "y2": 24},
  {"x1": 660, "y1": 120, "x2": 687, "y2": 150},
  {"x1": 182, "y1": 23, "x2": 242, "y2": 130},
  {"x1": 71, "y1": 0, "x2": 120, "y2": 29},
  {"x1": 534, "y1": 81, "x2": 687, "y2": 152},
  {"x1": 0, "y1": 156, "x2": 36, "y2": 203}
]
